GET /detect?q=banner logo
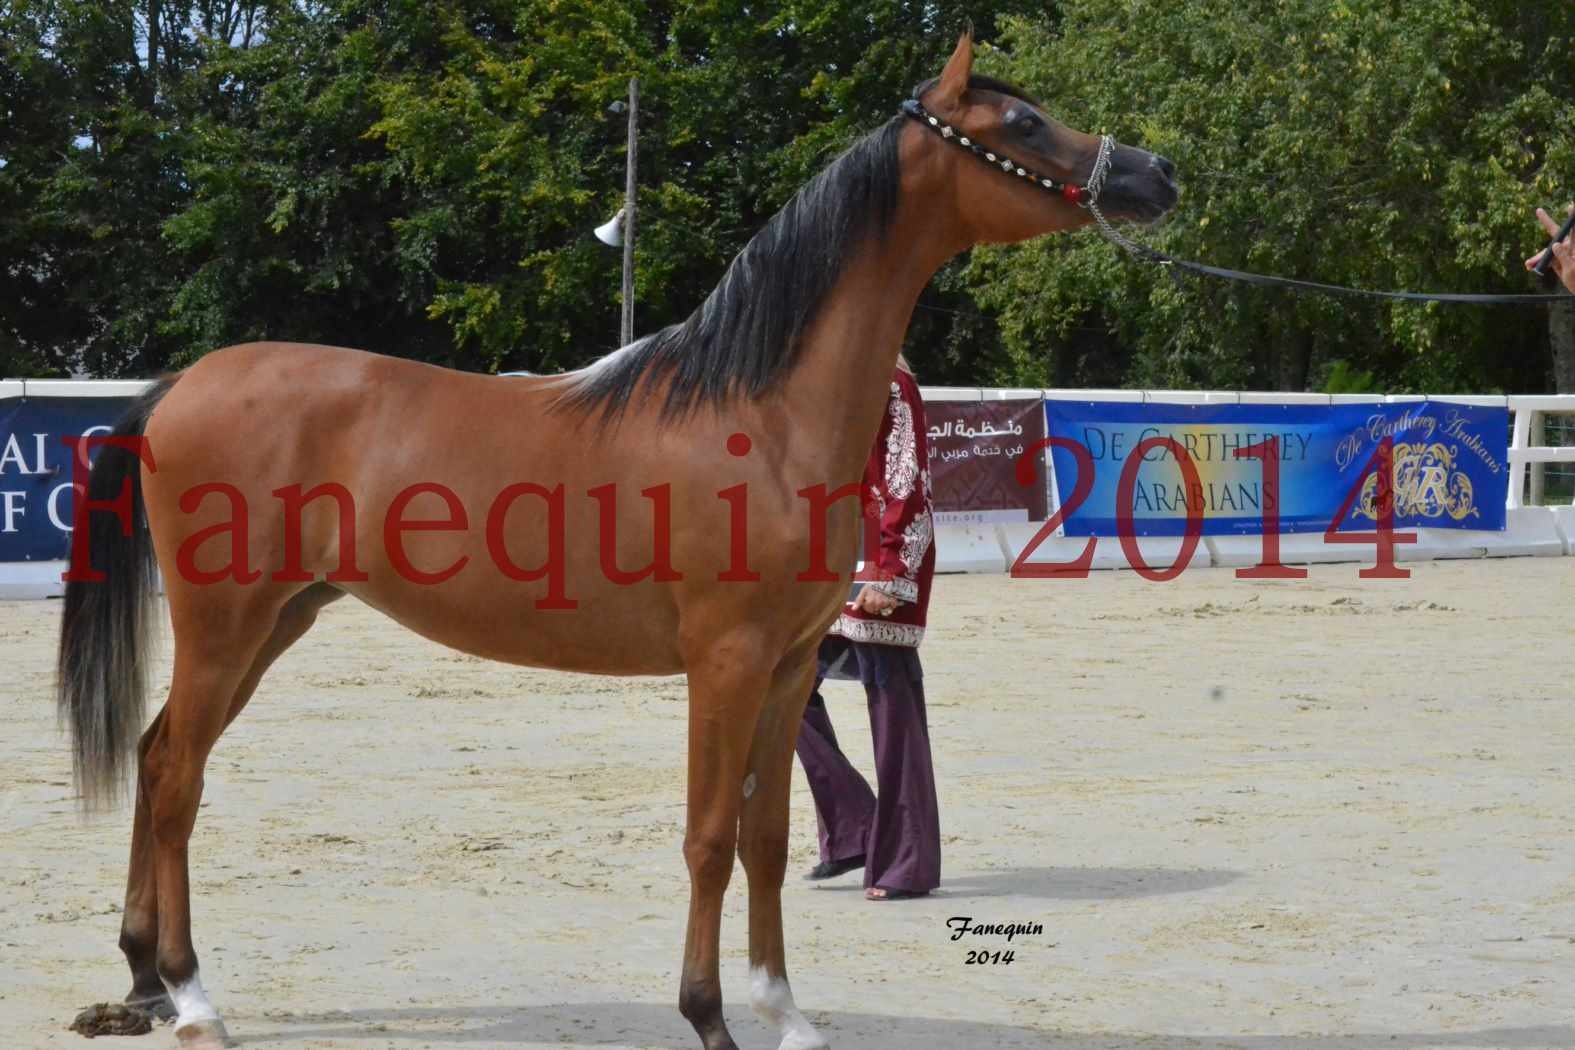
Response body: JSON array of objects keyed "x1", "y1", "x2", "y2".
[{"x1": 1356, "y1": 441, "x2": 1478, "y2": 523}]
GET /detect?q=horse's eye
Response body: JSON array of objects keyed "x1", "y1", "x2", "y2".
[{"x1": 1011, "y1": 112, "x2": 1042, "y2": 137}]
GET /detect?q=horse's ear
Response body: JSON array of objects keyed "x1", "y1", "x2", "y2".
[{"x1": 933, "y1": 28, "x2": 974, "y2": 112}]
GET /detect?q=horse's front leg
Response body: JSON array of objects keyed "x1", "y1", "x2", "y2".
[
  {"x1": 739, "y1": 647, "x2": 829, "y2": 1050},
  {"x1": 677, "y1": 632, "x2": 774, "y2": 1050}
]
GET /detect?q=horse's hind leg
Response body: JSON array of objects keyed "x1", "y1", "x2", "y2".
[
  {"x1": 740, "y1": 647, "x2": 829, "y2": 1050},
  {"x1": 220, "y1": 584, "x2": 344, "y2": 730},
  {"x1": 118, "y1": 584, "x2": 341, "y2": 1025},
  {"x1": 135, "y1": 585, "x2": 336, "y2": 1047},
  {"x1": 120, "y1": 710, "x2": 174, "y2": 1018}
]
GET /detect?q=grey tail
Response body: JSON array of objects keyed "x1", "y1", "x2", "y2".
[{"x1": 56, "y1": 375, "x2": 178, "y2": 809}]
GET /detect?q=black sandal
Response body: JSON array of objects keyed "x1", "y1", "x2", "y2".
[{"x1": 803, "y1": 855, "x2": 866, "y2": 881}]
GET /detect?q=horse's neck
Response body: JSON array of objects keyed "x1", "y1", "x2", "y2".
[{"x1": 781, "y1": 202, "x2": 961, "y2": 470}]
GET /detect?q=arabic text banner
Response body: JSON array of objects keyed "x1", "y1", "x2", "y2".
[
  {"x1": 927, "y1": 399, "x2": 1049, "y2": 523},
  {"x1": 1043, "y1": 400, "x2": 1509, "y2": 537},
  {"x1": 1, "y1": 396, "x2": 135, "y2": 561}
]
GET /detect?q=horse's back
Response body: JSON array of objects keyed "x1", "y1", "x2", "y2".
[
  {"x1": 182, "y1": 340, "x2": 524, "y2": 405},
  {"x1": 138, "y1": 340, "x2": 700, "y2": 672}
]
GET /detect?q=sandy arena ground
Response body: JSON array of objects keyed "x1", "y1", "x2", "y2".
[{"x1": 4, "y1": 559, "x2": 1575, "y2": 1049}]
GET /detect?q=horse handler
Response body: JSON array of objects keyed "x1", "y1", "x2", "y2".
[{"x1": 795, "y1": 359, "x2": 941, "y2": 901}]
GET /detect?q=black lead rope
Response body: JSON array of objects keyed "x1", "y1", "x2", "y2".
[
  {"x1": 900, "y1": 100, "x2": 1571, "y2": 307},
  {"x1": 1120, "y1": 246, "x2": 1570, "y2": 306}
]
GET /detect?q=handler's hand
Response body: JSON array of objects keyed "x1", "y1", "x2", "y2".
[
  {"x1": 1525, "y1": 204, "x2": 1575, "y2": 295},
  {"x1": 854, "y1": 586, "x2": 901, "y2": 617}
]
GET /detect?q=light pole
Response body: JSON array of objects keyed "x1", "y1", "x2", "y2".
[
  {"x1": 596, "y1": 79, "x2": 639, "y2": 348},
  {"x1": 621, "y1": 78, "x2": 639, "y2": 347}
]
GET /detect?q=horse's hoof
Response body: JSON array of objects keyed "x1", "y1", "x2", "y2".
[
  {"x1": 126, "y1": 990, "x2": 176, "y2": 1022},
  {"x1": 780, "y1": 1036, "x2": 830, "y2": 1050},
  {"x1": 174, "y1": 1017, "x2": 236, "y2": 1049}
]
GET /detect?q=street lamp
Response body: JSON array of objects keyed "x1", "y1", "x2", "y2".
[
  {"x1": 594, "y1": 78, "x2": 639, "y2": 347},
  {"x1": 593, "y1": 208, "x2": 625, "y2": 247}
]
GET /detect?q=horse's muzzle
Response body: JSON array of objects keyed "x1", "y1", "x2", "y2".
[{"x1": 1101, "y1": 148, "x2": 1179, "y2": 224}]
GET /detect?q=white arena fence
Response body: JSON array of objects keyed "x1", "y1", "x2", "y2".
[{"x1": 3, "y1": 379, "x2": 1575, "y2": 598}]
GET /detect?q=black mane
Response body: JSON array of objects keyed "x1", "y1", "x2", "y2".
[
  {"x1": 555, "y1": 75, "x2": 1038, "y2": 424},
  {"x1": 557, "y1": 117, "x2": 905, "y2": 422}
]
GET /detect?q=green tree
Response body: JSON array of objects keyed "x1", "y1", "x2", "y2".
[
  {"x1": 3, "y1": 0, "x2": 180, "y2": 376},
  {"x1": 969, "y1": 0, "x2": 1575, "y2": 393},
  {"x1": 348, "y1": 0, "x2": 1049, "y2": 375},
  {"x1": 159, "y1": 0, "x2": 465, "y2": 366},
  {"x1": 7, "y1": 2, "x2": 1052, "y2": 379},
  {"x1": 2, "y1": 0, "x2": 279, "y2": 376}
]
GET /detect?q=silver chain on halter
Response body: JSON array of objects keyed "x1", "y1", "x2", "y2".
[{"x1": 1080, "y1": 134, "x2": 1164, "y2": 262}]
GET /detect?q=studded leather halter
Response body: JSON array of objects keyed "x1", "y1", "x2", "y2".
[{"x1": 899, "y1": 98, "x2": 1113, "y2": 207}]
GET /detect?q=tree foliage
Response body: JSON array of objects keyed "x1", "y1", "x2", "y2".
[
  {"x1": 3, "y1": 0, "x2": 1571, "y2": 391},
  {"x1": 3, "y1": 0, "x2": 1040, "y2": 378},
  {"x1": 968, "y1": 1, "x2": 1575, "y2": 392}
]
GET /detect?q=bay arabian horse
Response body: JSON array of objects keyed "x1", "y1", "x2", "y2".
[{"x1": 59, "y1": 32, "x2": 1176, "y2": 1050}]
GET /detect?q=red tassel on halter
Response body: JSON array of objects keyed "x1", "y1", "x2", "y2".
[{"x1": 1061, "y1": 184, "x2": 1084, "y2": 204}]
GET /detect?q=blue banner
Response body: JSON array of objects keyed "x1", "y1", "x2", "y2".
[
  {"x1": 1, "y1": 396, "x2": 136, "y2": 561},
  {"x1": 1043, "y1": 400, "x2": 1509, "y2": 537},
  {"x1": 0, "y1": 393, "x2": 1518, "y2": 561}
]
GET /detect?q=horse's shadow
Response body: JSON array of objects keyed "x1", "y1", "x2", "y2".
[
  {"x1": 807, "y1": 865, "x2": 1243, "y2": 900},
  {"x1": 232, "y1": 1004, "x2": 1575, "y2": 1049},
  {"x1": 225, "y1": 867, "x2": 1548, "y2": 1048}
]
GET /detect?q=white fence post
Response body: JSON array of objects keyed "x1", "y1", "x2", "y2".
[{"x1": 1508, "y1": 405, "x2": 1532, "y2": 510}]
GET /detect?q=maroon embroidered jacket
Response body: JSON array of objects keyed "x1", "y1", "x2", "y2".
[{"x1": 829, "y1": 367, "x2": 935, "y2": 648}]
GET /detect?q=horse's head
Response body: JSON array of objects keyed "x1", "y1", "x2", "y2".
[{"x1": 907, "y1": 31, "x2": 1178, "y2": 245}]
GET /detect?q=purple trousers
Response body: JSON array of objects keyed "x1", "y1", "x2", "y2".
[{"x1": 794, "y1": 637, "x2": 941, "y2": 894}]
